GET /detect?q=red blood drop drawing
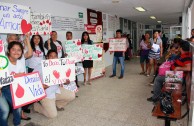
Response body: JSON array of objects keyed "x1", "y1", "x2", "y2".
[
  {"x1": 46, "y1": 20, "x2": 49, "y2": 23},
  {"x1": 36, "y1": 32, "x2": 39, "y2": 35},
  {"x1": 66, "y1": 68, "x2": 71, "y2": 77},
  {"x1": 96, "y1": 44, "x2": 99, "y2": 47},
  {"x1": 77, "y1": 41, "x2": 81, "y2": 46},
  {"x1": 40, "y1": 22, "x2": 43, "y2": 25},
  {"x1": 53, "y1": 70, "x2": 60, "y2": 79},
  {"x1": 15, "y1": 84, "x2": 25, "y2": 98},
  {"x1": 98, "y1": 54, "x2": 102, "y2": 58},
  {"x1": 89, "y1": 57, "x2": 92, "y2": 60},
  {"x1": 44, "y1": 32, "x2": 47, "y2": 35}
]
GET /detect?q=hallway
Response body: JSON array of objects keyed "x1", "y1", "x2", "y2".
[{"x1": 20, "y1": 58, "x2": 187, "y2": 126}]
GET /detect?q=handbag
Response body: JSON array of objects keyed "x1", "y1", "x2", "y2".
[
  {"x1": 158, "y1": 61, "x2": 174, "y2": 76},
  {"x1": 160, "y1": 91, "x2": 174, "y2": 115}
]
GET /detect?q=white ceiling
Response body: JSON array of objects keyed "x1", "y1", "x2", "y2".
[{"x1": 56, "y1": 0, "x2": 188, "y2": 25}]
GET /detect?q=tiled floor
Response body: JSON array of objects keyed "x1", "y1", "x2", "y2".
[{"x1": 11, "y1": 58, "x2": 188, "y2": 126}]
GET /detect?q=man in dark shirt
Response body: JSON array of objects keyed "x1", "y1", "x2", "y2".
[
  {"x1": 147, "y1": 41, "x2": 192, "y2": 102},
  {"x1": 109, "y1": 29, "x2": 125, "y2": 79}
]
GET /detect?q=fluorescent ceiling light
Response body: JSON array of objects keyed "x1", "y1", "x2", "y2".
[
  {"x1": 135, "y1": 7, "x2": 146, "y2": 12},
  {"x1": 157, "y1": 21, "x2": 162, "y2": 23},
  {"x1": 150, "y1": 16, "x2": 156, "y2": 19}
]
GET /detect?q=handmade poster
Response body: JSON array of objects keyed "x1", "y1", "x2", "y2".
[
  {"x1": 0, "y1": 2, "x2": 31, "y2": 34},
  {"x1": 65, "y1": 39, "x2": 83, "y2": 62},
  {"x1": 63, "y1": 81, "x2": 78, "y2": 93},
  {"x1": 10, "y1": 72, "x2": 46, "y2": 109},
  {"x1": 84, "y1": 25, "x2": 102, "y2": 43},
  {"x1": 109, "y1": 38, "x2": 127, "y2": 52},
  {"x1": 75, "y1": 66, "x2": 84, "y2": 76},
  {"x1": 91, "y1": 44, "x2": 105, "y2": 79},
  {"x1": 82, "y1": 44, "x2": 102, "y2": 61},
  {"x1": 30, "y1": 13, "x2": 52, "y2": 35},
  {"x1": 41, "y1": 58, "x2": 75, "y2": 86},
  {"x1": 165, "y1": 71, "x2": 183, "y2": 83},
  {"x1": 0, "y1": 39, "x2": 14, "y2": 87}
]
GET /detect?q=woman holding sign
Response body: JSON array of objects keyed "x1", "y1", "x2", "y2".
[
  {"x1": 81, "y1": 31, "x2": 93, "y2": 85},
  {"x1": 0, "y1": 42, "x2": 25, "y2": 126}
]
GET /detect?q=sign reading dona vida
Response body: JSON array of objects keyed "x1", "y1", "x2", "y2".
[
  {"x1": 0, "y1": 2, "x2": 31, "y2": 34},
  {"x1": 41, "y1": 58, "x2": 76, "y2": 86},
  {"x1": 10, "y1": 72, "x2": 46, "y2": 109},
  {"x1": 109, "y1": 38, "x2": 127, "y2": 52}
]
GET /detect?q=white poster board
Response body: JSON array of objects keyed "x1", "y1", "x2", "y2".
[
  {"x1": 41, "y1": 58, "x2": 75, "y2": 86},
  {"x1": 63, "y1": 81, "x2": 78, "y2": 93},
  {"x1": 0, "y1": 2, "x2": 31, "y2": 34},
  {"x1": 10, "y1": 72, "x2": 46, "y2": 109},
  {"x1": 30, "y1": 13, "x2": 52, "y2": 35},
  {"x1": 0, "y1": 39, "x2": 14, "y2": 87},
  {"x1": 82, "y1": 44, "x2": 102, "y2": 61},
  {"x1": 109, "y1": 38, "x2": 127, "y2": 52},
  {"x1": 65, "y1": 39, "x2": 83, "y2": 62}
]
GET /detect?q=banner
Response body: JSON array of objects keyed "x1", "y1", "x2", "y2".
[
  {"x1": 63, "y1": 81, "x2": 78, "y2": 93},
  {"x1": 65, "y1": 39, "x2": 83, "y2": 62},
  {"x1": 84, "y1": 24, "x2": 102, "y2": 43},
  {"x1": 30, "y1": 13, "x2": 52, "y2": 35},
  {"x1": 41, "y1": 58, "x2": 75, "y2": 86},
  {"x1": 82, "y1": 44, "x2": 102, "y2": 61},
  {"x1": 0, "y1": 39, "x2": 14, "y2": 87},
  {"x1": 0, "y1": 2, "x2": 31, "y2": 34},
  {"x1": 109, "y1": 38, "x2": 127, "y2": 51},
  {"x1": 10, "y1": 72, "x2": 46, "y2": 109}
]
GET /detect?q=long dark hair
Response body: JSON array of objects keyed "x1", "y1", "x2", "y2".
[
  {"x1": 7, "y1": 41, "x2": 24, "y2": 60},
  {"x1": 30, "y1": 35, "x2": 45, "y2": 56},
  {"x1": 81, "y1": 31, "x2": 92, "y2": 44}
]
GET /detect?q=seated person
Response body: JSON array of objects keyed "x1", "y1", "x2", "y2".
[
  {"x1": 33, "y1": 50, "x2": 75, "y2": 118},
  {"x1": 147, "y1": 41, "x2": 192, "y2": 102}
]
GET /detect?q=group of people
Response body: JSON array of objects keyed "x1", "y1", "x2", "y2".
[
  {"x1": 139, "y1": 29, "x2": 193, "y2": 103},
  {"x1": 0, "y1": 31, "x2": 95, "y2": 126}
]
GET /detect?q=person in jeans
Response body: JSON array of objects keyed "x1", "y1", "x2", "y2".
[
  {"x1": 0, "y1": 42, "x2": 25, "y2": 126},
  {"x1": 109, "y1": 29, "x2": 125, "y2": 79}
]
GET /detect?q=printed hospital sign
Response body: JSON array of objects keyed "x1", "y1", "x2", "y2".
[
  {"x1": 41, "y1": 58, "x2": 75, "y2": 86},
  {"x1": 109, "y1": 38, "x2": 127, "y2": 51},
  {"x1": 0, "y1": 2, "x2": 31, "y2": 34},
  {"x1": 0, "y1": 39, "x2": 14, "y2": 87},
  {"x1": 10, "y1": 72, "x2": 46, "y2": 109}
]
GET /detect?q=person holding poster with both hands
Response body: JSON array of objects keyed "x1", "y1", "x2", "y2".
[
  {"x1": 109, "y1": 29, "x2": 125, "y2": 79},
  {"x1": 0, "y1": 42, "x2": 25, "y2": 126},
  {"x1": 81, "y1": 32, "x2": 93, "y2": 85}
]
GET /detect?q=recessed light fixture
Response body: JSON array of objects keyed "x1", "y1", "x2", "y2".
[
  {"x1": 150, "y1": 16, "x2": 156, "y2": 19},
  {"x1": 112, "y1": 0, "x2": 119, "y2": 3},
  {"x1": 157, "y1": 21, "x2": 162, "y2": 23},
  {"x1": 135, "y1": 7, "x2": 146, "y2": 12}
]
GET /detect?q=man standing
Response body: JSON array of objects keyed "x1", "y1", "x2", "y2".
[{"x1": 109, "y1": 29, "x2": 125, "y2": 79}]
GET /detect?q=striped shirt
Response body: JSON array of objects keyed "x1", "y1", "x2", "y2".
[{"x1": 171, "y1": 52, "x2": 192, "y2": 76}]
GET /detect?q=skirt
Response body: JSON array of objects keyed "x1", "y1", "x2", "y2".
[
  {"x1": 148, "y1": 50, "x2": 160, "y2": 60},
  {"x1": 82, "y1": 60, "x2": 93, "y2": 68}
]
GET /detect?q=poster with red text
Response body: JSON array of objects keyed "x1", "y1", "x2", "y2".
[
  {"x1": 41, "y1": 58, "x2": 75, "y2": 86},
  {"x1": 109, "y1": 38, "x2": 127, "y2": 52},
  {"x1": 10, "y1": 72, "x2": 46, "y2": 109},
  {"x1": 0, "y1": 2, "x2": 31, "y2": 34},
  {"x1": 30, "y1": 13, "x2": 52, "y2": 35},
  {"x1": 84, "y1": 25, "x2": 102, "y2": 43},
  {"x1": 0, "y1": 39, "x2": 14, "y2": 87}
]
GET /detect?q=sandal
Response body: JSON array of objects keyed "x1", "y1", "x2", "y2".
[{"x1": 139, "y1": 72, "x2": 145, "y2": 75}]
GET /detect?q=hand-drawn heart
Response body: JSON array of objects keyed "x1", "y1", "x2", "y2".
[
  {"x1": 98, "y1": 54, "x2": 102, "y2": 58},
  {"x1": 77, "y1": 41, "x2": 81, "y2": 46},
  {"x1": 85, "y1": 50, "x2": 88, "y2": 54},
  {"x1": 21, "y1": 19, "x2": 32, "y2": 34},
  {"x1": 53, "y1": 70, "x2": 60, "y2": 79},
  {"x1": 40, "y1": 22, "x2": 43, "y2": 25},
  {"x1": 46, "y1": 20, "x2": 49, "y2": 23},
  {"x1": 66, "y1": 68, "x2": 71, "y2": 77},
  {"x1": 96, "y1": 44, "x2": 99, "y2": 47},
  {"x1": 44, "y1": 32, "x2": 47, "y2": 35},
  {"x1": 36, "y1": 32, "x2": 39, "y2": 35},
  {"x1": 0, "y1": 40, "x2": 3, "y2": 53},
  {"x1": 89, "y1": 57, "x2": 92, "y2": 60},
  {"x1": 15, "y1": 84, "x2": 25, "y2": 98}
]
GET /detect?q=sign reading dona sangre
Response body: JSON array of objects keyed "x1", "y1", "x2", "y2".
[
  {"x1": 0, "y1": 2, "x2": 31, "y2": 34},
  {"x1": 65, "y1": 39, "x2": 83, "y2": 62},
  {"x1": 82, "y1": 44, "x2": 103, "y2": 61},
  {"x1": 109, "y1": 38, "x2": 127, "y2": 52},
  {"x1": 0, "y1": 39, "x2": 14, "y2": 87},
  {"x1": 41, "y1": 58, "x2": 75, "y2": 86},
  {"x1": 30, "y1": 13, "x2": 52, "y2": 35},
  {"x1": 10, "y1": 72, "x2": 46, "y2": 109}
]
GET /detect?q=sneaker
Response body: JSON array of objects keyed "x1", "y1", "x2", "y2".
[
  {"x1": 118, "y1": 76, "x2": 123, "y2": 79},
  {"x1": 109, "y1": 75, "x2": 116, "y2": 78}
]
